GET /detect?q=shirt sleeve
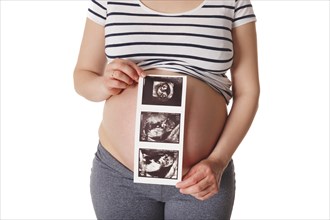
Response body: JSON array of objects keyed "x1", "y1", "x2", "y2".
[
  {"x1": 87, "y1": 0, "x2": 107, "y2": 26},
  {"x1": 232, "y1": 0, "x2": 256, "y2": 28}
]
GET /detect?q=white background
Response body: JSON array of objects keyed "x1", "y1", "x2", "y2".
[{"x1": 1, "y1": 1, "x2": 329, "y2": 219}]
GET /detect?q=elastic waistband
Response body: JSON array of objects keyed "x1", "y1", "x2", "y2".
[{"x1": 95, "y1": 142, "x2": 133, "y2": 179}]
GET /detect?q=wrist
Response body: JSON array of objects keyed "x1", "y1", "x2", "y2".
[
  {"x1": 98, "y1": 76, "x2": 113, "y2": 101},
  {"x1": 74, "y1": 70, "x2": 112, "y2": 102},
  {"x1": 207, "y1": 153, "x2": 231, "y2": 171},
  {"x1": 83, "y1": 75, "x2": 112, "y2": 102}
]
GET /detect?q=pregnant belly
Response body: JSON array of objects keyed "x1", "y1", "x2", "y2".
[{"x1": 99, "y1": 69, "x2": 227, "y2": 174}]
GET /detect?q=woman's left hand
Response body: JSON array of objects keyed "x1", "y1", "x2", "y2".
[{"x1": 175, "y1": 158, "x2": 225, "y2": 201}]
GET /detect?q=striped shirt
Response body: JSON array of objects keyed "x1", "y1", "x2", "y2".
[{"x1": 87, "y1": 0, "x2": 256, "y2": 103}]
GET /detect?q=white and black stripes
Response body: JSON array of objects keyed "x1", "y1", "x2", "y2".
[
  {"x1": 233, "y1": 1, "x2": 255, "y2": 27},
  {"x1": 87, "y1": 0, "x2": 256, "y2": 103}
]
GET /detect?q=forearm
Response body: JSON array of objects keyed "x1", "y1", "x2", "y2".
[
  {"x1": 208, "y1": 92, "x2": 259, "y2": 169},
  {"x1": 176, "y1": 22, "x2": 259, "y2": 201},
  {"x1": 74, "y1": 69, "x2": 109, "y2": 102}
]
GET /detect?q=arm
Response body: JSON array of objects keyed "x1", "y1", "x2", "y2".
[
  {"x1": 209, "y1": 21, "x2": 260, "y2": 169},
  {"x1": 74, "y1": 19, "x2": 144, "y2": 102},
  {"x1": 176, "y1": 22, "x2": 260, "y2": 200}
]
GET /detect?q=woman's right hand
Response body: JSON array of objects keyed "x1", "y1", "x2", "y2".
[{"x1": 102, "y1": 58, "x2": 146, "y2": 97}]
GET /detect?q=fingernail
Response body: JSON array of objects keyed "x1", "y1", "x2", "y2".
[{"x1": 141, "y1": 71, "x2": 146, "y2": 77}]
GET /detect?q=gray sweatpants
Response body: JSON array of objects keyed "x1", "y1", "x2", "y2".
[{"x1": 90, "y1": 143, "x2": 236, "y2": 220}]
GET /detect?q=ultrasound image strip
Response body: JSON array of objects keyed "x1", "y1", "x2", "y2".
[
  {"x1": 140, "y1": 112, "x2": 181, "y2": 144},
  {"x1": 134, "y1": 75, "x2": 187, "y2": 185},
  {"x1": 138, "y1": 148, "x2": 179, "y2": 180},
  {"x1": 141, "y1": 76, "x2": 183, "y2": 107}
]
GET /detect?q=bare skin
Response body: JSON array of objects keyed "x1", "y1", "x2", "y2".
[
  {"x1": 99, "y1": 68, "x2": 227, "y2": 176},
  {"x1": 140, "y1": 0, "x2": 205, "y2": 14},
  {"x1": 74, "y1": 0, "x2": 259, "y2": 201}
]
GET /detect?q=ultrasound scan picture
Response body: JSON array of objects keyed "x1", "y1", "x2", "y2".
[
  {"x1": 138, "y1": 149, "x2": 179, "y2": 179},
  {"x1": 140, "y1": 112, "x2": 181, "y2": 143},
  {"x1": 142, "y1": 76, "x2": 183, "y2": 106},
  {"x1": 152, "y1": 81, "x2": 174, "y2": 101}
]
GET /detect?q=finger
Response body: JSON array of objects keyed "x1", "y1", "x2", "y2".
[
  {"x1": 111, "y1": 70, "x2": 134, "y2": 85},
  {"x1": 106, "y1": 78, "x2": 129, "y2": 89},
  {"x1": 193, "y1": 187, "x2": 218, "y2": 201},
  {"x1": 192, "y1": 184, "x2": 213, "y2": 198},
  {"x1": 118, "y1": 64, "x2": 140, "y2": 82},
  {"x1": 179, "y1": 176, "x2": 211, "y2": 195},
  {"x1": 106, "y1": 65, "x2": 139, "y2": 83},
  {"x1": 121, "y1": 59, "x2": 146, "y2": 77},
  {"x1": 110, "y1": 59, "x2": 144, "y2": 81},
  {"x1": 176, "y1": 170, "x2": 205, "y2": 189}
]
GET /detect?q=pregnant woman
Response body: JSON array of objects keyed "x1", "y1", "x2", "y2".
[{"x1": 74, "y1": 0, "x2": 259, "y2": 219}]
